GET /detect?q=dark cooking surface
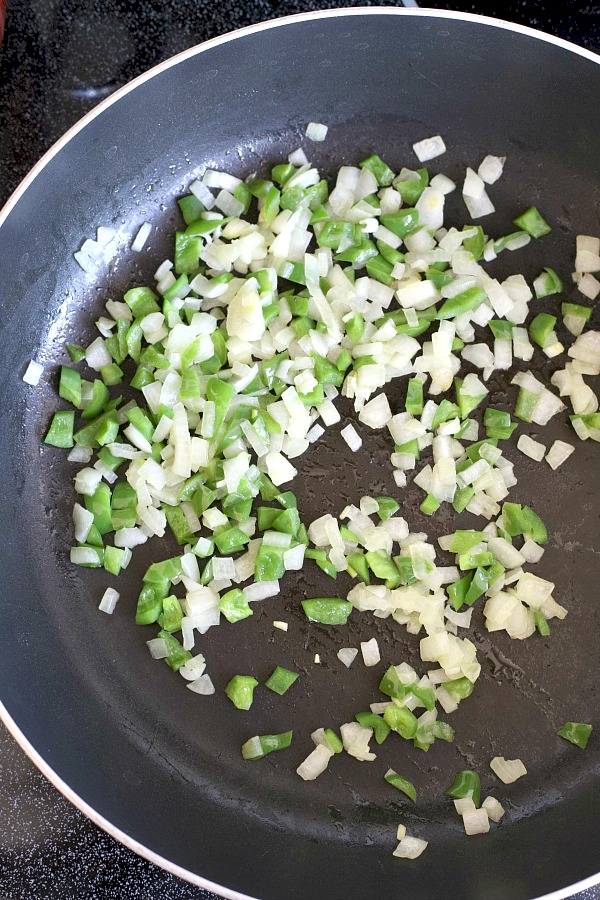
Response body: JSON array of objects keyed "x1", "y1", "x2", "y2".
[{"x1": 0, "y1": 3, "x2": 599, "y2": 900}]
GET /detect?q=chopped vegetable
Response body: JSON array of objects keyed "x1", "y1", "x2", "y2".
[
  {"x1": 557, "y1": 722, "x2": 593, "y2": 749},
  {"x1": 302, "y1": 598, "x2": 352, "y2": 625},
  {"x1": 265, "y1": 666, "x2": 299, "y2": 695},
  {"x1": 446, "y1": 770, "x2": 481, "y2": 807},
  {"x1": 385, "y1": 768, "x2": 417, "y2": 802},
  {"x1": 242, "y1": 731, "x2": 293, "y2": 759},
  {"x1": 490, "y1": 756, "x2": 527, "y2": 783},
  {"x1": 513, "y1": 206, "x2": 551, "y2": 238},
  {"x1": 393, "y1": 835, "x2": 428, "y2": 859},
  {"x1": 225, "y1": 675, "x2": 259, "y2": 710}
]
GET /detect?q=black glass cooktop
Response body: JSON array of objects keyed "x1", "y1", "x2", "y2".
[{"x1": 0, "y1": 2, "x2": 598, "y2": 897}]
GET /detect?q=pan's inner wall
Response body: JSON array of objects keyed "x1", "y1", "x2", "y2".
[{"x1": 0, "y1": 13, "x2": 598, "y2": 900}]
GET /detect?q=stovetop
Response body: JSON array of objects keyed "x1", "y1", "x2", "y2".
[{"x1": 0, "y1": 2, "x2": 598, "y2": 897}]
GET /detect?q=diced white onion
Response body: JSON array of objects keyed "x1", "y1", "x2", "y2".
[
  {"x1": 517, "y1": 434, "x2": 546, "y2": 462},
  {"x1": 243, "y1": 581, "x2": 279, "y2": 602},
  {"x1": 340, "y1": 423, "x2": 362, "y2": 451},
  {"x1": 186, "y1": 674, "x2": 215, "y2": 695},
  {"x1": 306, "y1": 122, "x2": 328, "y2": 142},
  {"x1": 393, "y1": 836, "x2": 428, "y2": 859},
  {"x1": 337, "y1": 647, "x2": 358, "y2": 668},
  {"x1": 462, "y1": 808, "x2": 490, "y2": 835},
  {"x1": 477, "y1": 155, "x2": 505, "y2": 185},
  {"x1": 482, "y1": 796, "x2": 505, "y2": 822},
  {"x1": 413, "y1": 135, "x2": 446, "y2": 162},
  {"x1": 99, "y1": 587, "x2": 119, "y2": 614},
  {"x1": 490, "y1": 756, "x2": 527, "y2": 783},
  {"x1": 131, "y1": 222, "x2": 152, "y2": 252},
  {"x1": 297, "y1": 743, "x2": 333, "y2": 780},
  {"x1": 545, "y1": 439, "x2": 575, "y2": 469},
  {"x1": 147, "y1": 638, "x2": 169, "y2": 660},
  {"x1": 23, "y1": 360, "x2": 44, "y2": 385}
]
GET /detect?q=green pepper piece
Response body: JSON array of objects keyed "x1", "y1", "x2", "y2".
[
  {"x1": 383, "y1": 705, "x2": 418, "y2": 739},
  {"x1": 447, "y1": 572, "x2": 474, "y2": 611},
  {"x1": 437, "y1": 286, "x2": 487, "y2": 320},
  {"x1": 312, "y1": 352, "x2": 344, "y2": 387},
  {"x1": 265, "y1": 666, "x2": 299, "y2": 695},
  {"x1": 462, "y1": 225, "x2": 486, "y2": 260},
  {"x1": 271, "y1": 507, "x2": 300, "y2": 536},
  {"x1": 359, "y1": 154, "x2": 395, "y2": 186},
  {"x1": 157, "y1": 630, "x2": 192, "y2": 672},
  {"x1": 445, "y1": 677, "x2": 475, "y2": 702},
  {"x1": 379, "y1": 666, "x2": 410, "y2": 701},
  {"x1": 164, "y1": 504, "x2": 196, "y2": 545},
  {"x1": 501, "y1": 502, "x2": 548, "y2": 544},
  {"x1": 254, "y1": 542, "x2": 286, "y2": 582},
  {"x1": 66, "y1": 342, "x2": 86, "y2": 363},
  {"x1": 445, "y1": 770, "x2": 481, "y2": 807},
  {"x1": 355, "y1": 712, "x2": 391, "y2": 744},
  {"x1": 219, "y1": 588, "x2": 253, "y2": 624},
  {"x1": 347, "y1": 551, "x2": 370, "y2": 584},
  {"x1": 81, "y1": 379, "x2": 110, "y2": 420},
  {"x1": 124, "y1": 286, "x2": 161, "y2": 317},
  {"x1": 345, "y1": 313, "x2": 365, "y2": 343},
  {"x1": 59, "y1": 366, "x2": 82, "y2": 407},
  {"x1": 529, "y1": 312, "x2": 557, "y2": 349},
  {"x1": 452, "y1": 485, "x2": 475, "y2": 514},
  {"x1": 304, "y1": 548, "x2": 337, "y2": 578},
  {"x1": 394, "y1": 168, "x2": 429, "y2": 204},
  {"x1": 103, "y1": 545, "x2": 125, "y2": 576},
  {"x1": 379, "y1": 208, "x2": 419, "y2": 239},
  {"x1": 84, "y1": 483, "x2": 112, "y2": 535},
  {"x1": 206, "y1": 376, "x2": 235, "y2": 437},
  {"x1": 135, "y1": 582, "x2": 168, "y2": 625},
  {"x1": 242, "y1": 731, "x2": 292, "y2": 760},
  {"x1": 394, "y1": 556, "x2": 416, "y2": 586},
  {"x1": 431, "y1": 399, "x2": 460, "y2": 430},
  {"x1": 159, "y1": 595, "x2": 184, "y2": 633},
  {"x1": 366, "y1": 254, "x2": 394, "y2": 285},
  {"x1": 534, "y1": 609, "x2": 551, "y2": 636},
  {"x1": 365, "y1": 550, "x2": 401, "y2": 587},
  {"x1": 144, "y1": 557, "x2": 182, "y2": 585},
  {"x1": 420, "y1": 493, "x2": 440, "y2": 516},
  {"x1": 301, "y1": 598, "x2": 352, "y2": 625},
  {"x1": 226, "y1": 675, "x2": 259, "y2": 710},
  {"x1": 513, "y1": 206, "x2": 551, "y2": 239},
  {"x1": 557, "y1": 721, "x2": 592, "y2": 749},
  {"x1": 213, "y1": 526, "x2": 250, "y2": 555},
  {"x1": 316, "y1": 220, "x2": 359, "y2": 250},
  {"x1": 174, "y1": 232, "x2": 202, "y2": 275},
  {"x1": 384, "y1": 769, "x2": 416, "y2": 801},
  {"x1": 44, "y1": 410, "x2": 75, "y2": 448},
  {"x1": 178, "y1": 193, "x2": 205, "y2": 225}
]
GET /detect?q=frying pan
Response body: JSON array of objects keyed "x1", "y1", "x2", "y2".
[{"x1": 0, "y1": 8, "x2": 598, "y2": 900}]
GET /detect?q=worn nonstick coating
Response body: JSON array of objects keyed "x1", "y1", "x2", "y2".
[{"x1": 0, "y1": 9, "x2": 598, "y2": 900}]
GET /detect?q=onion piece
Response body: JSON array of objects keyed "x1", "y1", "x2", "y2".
[
  {"x1": 393, "y1": 836, "x2": 428, "y2": 859},
  {"x1": 23, "y1": 360, "x2": 44, "y2": 385},
  {"x1": 462, "y1": 808, "x2": 490, "y2": 835},
  {"x1": 413, "y1": 135, "x2": 446, "y2": 162},
  {"x1": 490, "y1": 756, "x2": 527, "y2": 783},
  {"x1": 131, "y1": 222, "x2": 152, "y2": 252},
  {"x1": 306, "y1": 122, "x2": 328, "y2": 142},
  {"x1": 545, "y1": 439, "x2": 575, "y2": 470},
  {"x1": 337, "y1": 647, "x2": 358, "y2": 668},
  {"x1": 99, "y1": 588, "x2": 119, "y2": 614},
  {"x1": 360, "y1": 638, "x2": 381, "y2": 667}
]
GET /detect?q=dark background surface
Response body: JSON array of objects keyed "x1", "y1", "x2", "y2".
[{"x1": 0, "y1": 2, "x2": 598, "y2": 898}]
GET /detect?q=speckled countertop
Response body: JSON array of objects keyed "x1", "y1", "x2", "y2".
[{"x1": 0, "y1": 2, "x2": 598, "y2": 898}]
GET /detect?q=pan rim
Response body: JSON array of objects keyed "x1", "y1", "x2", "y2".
[{"x1": 0, "y1": 7, "x2": 598, "y2": 899}]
